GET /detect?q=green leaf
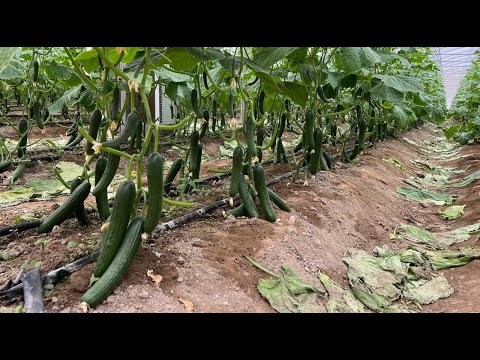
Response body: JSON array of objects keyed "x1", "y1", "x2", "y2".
[
  {"x1": 454, "y1": 131, "x2": 474, "y2": 145},
  {"x1": 47, "y1": 61, "x2": 72, "y2": 80},
  {"x1": 340, "y1": 74, "x2": 357, "y2": 89},
  {"x1": 443, "y1": 125, "x2": 461, "y2": 139},
  {"x1": 401, "y1": 276, "x2": 453, "y2": 305},
  {"x1": 451, "y1": 169, "x2": 480, "y2": 187},
  {"x1": 335, "y1": 47, "x2": 381, "y2": 74},
  {"x1": 246, "y1": 62, "x2": 282, "y2": 92},
  {"x1": 286, "y1": 47, "x2": 308, "y2": 64},
  {"x1": 0, "y1": 64, "x2": 22, "y2": 80},
  {"x1": 253, "y1": 47, "x2": 298, "y2": 70},
  {"x1": 257, "y1": 266, "x2": 324, "y2": 313},
  {"x1": 74, "y1": 49, "x2": 97, "y2": 61},
  {"x1": 165, "y1": 82, "x2": 179, "y2": 100},
  {"x1": 154, "y1": 67, "x2": 191, "y2": 83},
  {"x1": 0, "y1": 47, "x2": 20, "y2": 73},
  {"x1": 370, "y1": 83, "x2": 404, "y2": 104},
  {"x1": 186, "y1": 47, "x2": 225, "y2": 61},
  {"x1": 396, "y1": 186, "x2": 454, "y2": 205},
  {"x1": 391, "y1": 105, "x2": 408, "y2": 128},
  {"x1": 276, "y1": 81, "x2": 308, "y2": 107},
  {"x1": 48, "y1": 85, "x2": 82, "y2": 114},
  {"x1": 318, "y1": 271, "x2": 365, "y2": 313},
  {"x1": 156, "y1": 48, "x2": 199, "y2": 72},
  {"x1": 438, "y1": 205, "x2": 465, "y2": 220},
  {"x1": 374, "y1": 74, "x2": 424, "y2": 93}
]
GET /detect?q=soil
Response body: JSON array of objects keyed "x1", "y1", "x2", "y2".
[{"x1": 1, "y1": 123, "x2": 480, "y2": 313}]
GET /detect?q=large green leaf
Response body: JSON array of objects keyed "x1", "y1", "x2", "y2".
[
  {"x1": 47, "y1": 61, "x2": 72, "y2": 80},
  {"x1": 247, "y1": 62, "x2": 282, "y2": 92},
  {"x1": 375, "y1": 74, "x2": 424, "y2": 93},
  {"x1": 451, "y1": 169, "x2": 480, "y2": 187},
  {"x1": 186, "y1": 47, "x2": 225, "y2": 61},
  {"x1": 0, "y1": 64, "x2": 22, "y2": 80},
  {"x1": 438, "y1": 205, "x2": 465, "y2": 220},
  {"x1": 396, "y1": 186, "x2": 454, "y2": 205},
  {"x1": 154, "y1": 67, "x2": 191, "y2": 83},
  {"x1": 277, "y1": 81, "x2": 308, "y2": 107},
  {"x1": 391, "y1": 105, "x2": 409, "y2": 128},
  {"x1": 0, "y1": 47, "x2": 20, "y2": 73},
  {"x1": 336, "y1": 47, "x2": 381, "y2": 74},
  {"x1": 74, "y1": 49, "x2": 97, "y2": 61},
  {"x1": 48, "y1": 85, "x2": 83, "y2": 114},
  {"x1": 157, "y1": 48, "x2": 199, "y2": 72},
  {"x1": 253, "y1": 47, "x2": 298, "y2": 70},
  {"x1": 370, "y1": 83, "x2": 404, "y2": 104}
]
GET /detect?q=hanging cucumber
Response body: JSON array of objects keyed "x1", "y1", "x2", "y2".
[
  {"x1": 82, "y1": 216, "x2": 144, "y2": 307},
  {"x1": 317, "y1": 85, "x2": 333, "y2": 103},
  {"x1": 275, "y1": 138, "x2": 286, "y2": 164},
  {"x1": 322, "y1": 149, "x2": 332, "y2": 169},
  {"x1": 199, "y1": 109, "x2": 209, "y2": 139},
  {"x1": 192, "y1": 144, "x2": 203, "y2": 181},
  {"x1": 309, "y1": 128, "x2": 323, "y2": 175},
  {"x1": 228, "y1": 93, "x2": 235, "y2": 117},
  {"x1": 70, "y1": 178, "x2": 91, "y2": 226},
  {"x1": 164, "y1": 158, "x2": 183, "y2": 194},
  {"x1": 37, "y1": 182, "x2": 91, "y2": 234},
  {"x1": 238, "y1": 175, "x2": 259, "y2": 218},
  {"x1": 189, "y1": 130, "x2": 200, "y2": 175},
  {"x1": 285, "y1": 98, "x2": 291, "y2": 112},
  {"x1": 94, "y1": 181, "x2": 136, "y2": 278},
  {"x1": 191, "y1": 89, "x2": 202, "y2": 118},
  {"x1": 278, "y1": 113, "x2": 287, "y2": 139},
  {"x1": 33, "y1": 60, "x2": 39, "y2": 83},
  {"x1": 253, "y1": 164, "x2": 276, "y2": 222},
  {"x1": 103, "y1": 112, "x2": 139, "y2": 148},
  {"x1": 203, "y1": 70, "x2": 209, "y2": 90},
  {"x1": 331, "y1": 122, "x2": 337, "y2": 146},
  {"x1": 220, "y1": 113, "x2": 226, "y2": 129},
  {"x1": 18, "y1": 118, "x2": 28, "y2": 159},
  {"x1": 258, "y1": 90, "x2": 265, "y2": 115},
  {"x1": 92, "y1": 145, "x2": 121, "y2": 196},
  {"x1": 135, "y1": 121, "x2": 143, "y2": 151},
  {"x1": 112, "y1": 86, "x2": 120, "y2": 120},
  {"x1": 86, "y1": 110, "x2": 102, "y2": 155},
  {"x1": 229, "y1": 146, "x2": 244, "y2": 197},
  {"x1": 267, "y1": 188, "x2": 291, "y2": 212},
  {"x1": 245, "y1": 115, "x2": 256, "y2": 157},
  {"x1": 94, "y1": 158, "x2": 110, "y2": 221},
  {"x1": 33, "y1": 101, "x2": 43, "y2": 129},
  {"x1": 65, "y1": 133, "x2": 84, "y2": 148},
  {"x1": 8, "y1": 161, "x2": 27, "y2": 187},
  {"x1": 144, "y1": 153, "x2": 164, "y2": 234},
  {"x1": 304, "y1": 109, "x2": 315, "y2": 150},
  {"x1": 256, "y1": 127, "x2": 264, "y2": 162}
]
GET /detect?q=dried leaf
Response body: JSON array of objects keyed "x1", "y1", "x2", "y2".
[
  {"x1": 179, "y1": 298, "x2": 194, "y2": 312},
  {"x1": 147, "y1": 269, "x2": 163, "y2": 283}
]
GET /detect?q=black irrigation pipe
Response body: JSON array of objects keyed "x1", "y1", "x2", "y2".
[{"x1": 0, "y1": 140, "x2": 380, "y2": 301}]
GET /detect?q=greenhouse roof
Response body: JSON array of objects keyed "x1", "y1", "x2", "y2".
[{"x1": 432, "y1": 47, "x2": 480, "y2": 108}]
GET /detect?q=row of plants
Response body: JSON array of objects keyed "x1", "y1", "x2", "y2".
[{"x1": 0, "y1": 47, "x2": 447, "y2": 307}]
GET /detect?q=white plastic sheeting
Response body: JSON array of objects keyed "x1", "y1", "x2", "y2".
[{"x1": 432, "y1": 47, "x2": 480, "y2": 108}]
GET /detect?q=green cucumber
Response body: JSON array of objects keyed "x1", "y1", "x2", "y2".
[
  {"x1": 285, "y1": 98, "x2": 290, "y2": 112},
  {"x1": 322, "y1": 149, "x2": 331, "y2": 169},
  {"x1": 86, "y1": 109, "x2": 102, "y2": 155},
  {"x1": 8, "y1": 161, "x2": 26, "y2": 186},
  {"x1": 225, "y1": 203, "x2": 246, "y2": 218},
  {"x1": 94, "y1": 158, "x2": 110, "y2": 221},
  {"x1": 112, "y1": 86, "x2": 120, "y2": 120},
  {"x1": 278, "y1": 113, "x2": 286, "y2": 139},
  {"x1": 144, "y1": 152, "x2": 164, "y2": 234},
  {"x1": 317, "y1": 85, "x2": 333, "y2": 103},
  {"x1": 267, "y1": 189, "x2": 291, "y2": 212},
  {"x1": 92, "y1": 145, "x2": 121, "y2": 196},
  {"x1": 135, "y1": 121, "x2": 143, "y2": 151},
  {"x1": 258, "y1": 90, "x2": 265, "y2": 115},
  {"x1": 229, "y1": 146, "x2": 244, "y2": 197},
  {"x1": 94, "y1": 181, "x2": 136, "y2": 277},
  {"x1": 309, "y1": 128, "x2": 323, "y2": 175},
  {"x1": 82, "y1": 216, "x2": 144, "y2": 307},
  {"x1": 256, "y1": 127, "x2": 264, "y2": 162},
  {"x1": 33, "y1": 101, "x2": 43, "y2": 129},
  {"x1": 304, "y1": 109, "x2": 315, "y2": 150},
  {"x1": 275, "y1": 138, "x2": 286, "y2": 164},
  {"x1": 203, "y1": 70, "x2": 209, "y2": 90},
  {"x1": 191, "y1": 89, "x2": 202, "y2": 118},
  {"x1": 238, "y1": 175, "x2": 259, "y2": 218},
  {"x1": 220, "y1": 113, "x2": 226, "y2": 129},
  {"x1": 37, "y1": 182, "x2": 91, "y2": 234},
  {"x1": 164, "y1": 158, "x2": 183, "y2": 194},
  {"x1": 253, "y1": 164, "x2": 276, "y2": 222},
  {"x1": 33, "y1": 60, "x2": 39, "y2": 83},
  {"x1": 0, "y1": 161, "x2": 12, "y2": 173},
  {"x1": 199, "y1": 109, "x2": 209, "y2": 139},
  {"x1": 70, "y1": 178, "x2": 91, "y2": 226},
  {"x1": 228, "y1": 93, "x2": 235, "y2": 117},
  {"x1": 331, "y1": 122, "x2": 337, "y2": 146},
  {"x1": 18, "y1": 118, "x2": 28, "y2": 159},
  {"x1": 192, "y1": 144, "x2": 203, "y2": 181},
  {"x1": 245, "y1": 115, "x2": 256, "y2": 156},
  {"x1": 189, "y1": 130, "x2": 200, "y2": 174},
  {"x1": 65, "y1": 133, "x2": 84, "y2": 148},
  {"x1": 103, "y1": 112, "x2": 139, "y2": 148}
]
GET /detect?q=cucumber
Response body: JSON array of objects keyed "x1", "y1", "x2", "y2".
[
  {"x1": 135, "y1": 121, "x2": 142, "y2": 151},
  {"x1": 191, "y1": 89, "x2": 202, "y2": 118},
  {"x1": 258, "y1": 90, "x2": 265, "y2": 115},
  {"x1": 285, "y1": 98, "x2": 290, "y2": 112},
  {"x1": 220, "y1": 113, "x2": 226, "y2": 129},
  {"x1": 245, "y1": 115, "x2": 256, "y2": 156},
  {"x1": 33, "y1": 101, "x2": 43, "y2": 129},
  {"x1": 8, "y1": 161, "x2": 26, "y2": 186},
  {"x1": 225, "y1": 203, "x2": 246, "y2": 218},
  {"x1": 229, "y1": 146, "x2": 244, "y2": 197},
  {"x1": 103, "y1": 112, "x2": 139, "y2": 148},
  {"x1": 267, "y1": 188, "x2": 291, "y2": 212},
  {"x1": 331, "y1": 122, "x2": 337, "y2": 146},
  {"x1": 309, "y1": 128, "x2": 323, "y2": 175},
  {"x1": 18, "y1": 118, "x2": 28, "y2": 159},
  {"x1": 294, "y1": 140, "x2": 303, "y2": 153},
  {"x1": 275, "y1": 138, "x2": 285, "y2": 164},
  {"x1": 189, "y1": 130, "x2": 200, "y2": 174},
  {"x1": 317, "y1": 85, "x2": 333, "y2": 103},
  {"x1": 82, "y1": 216, "x2": 144, "y2": 307},
  {"x1": 94, "y1": 181, "x2": 136, "y2": 277},
  {"x1": 229, "y1": 93, "x2": 235, "y2": 117},
  {"x1": 253, "y1": 164, "x2": 276, "y2": 222},
  {"x1": 342, "y1": 146, "x2": 352, "y2": 163},
  {"x1": 33, "y1": 60, "x2": 39, "y2": 83},
  {"x1": 164, "y1": 158, "x2": 183, "y2": 193},
  {"x1": 199, "y1": 110, "x2": 209, "y2": 139},
  {"x1": 112, "y1": 86, "x2": 120, "y2": 120},
  {"x1": 92, "y1": 145, "x2": 121, "y2": 196},
  {"x1": 304, "y1": 109, "x2": 315, "y2": 150},
  {"x1": 70, "y1": 178, "x2": 91, "y2": 226},
  {"x1": 37, "y1": 182, "x2": 91, "y2": 234},
  {"x1": 97, "y1": 54, "x2": 104, "y2": 70},
  {"x1": 278, "y1": 113, "x2": 286, "y2": 139},
  {"x1": 144, "y1": 152, "x2": 164, "y2": 234},
  {"x1": 256, "y1": 127, "x2": 264, "y2": 162},
  {"x1": 0, "y1": 161, "x2": 12, "y2": 173},
  {"x1": 322, "y1": 149, "x2": 332, "y2": 169},
  {"x1": 94, "y1": 158, "x2": 110, "y2": 221},
  {"x1": 203, "y1": 70, "x2": 209, "y2": 90},
  {"x1": 320, "y1": 151, "x2": 330, "y2": 171},
  {"x1": 65, "y1": 133, "x2": 84, "y2": 148},
  {"x1": 192, "y1": 144, "x2": 203, "y2": 181},
  {"x1": 86, "y1": 110, "x2": 102, "y2": 155},
  {"x1": 238, "y1": 176, "x2": 259, "y2": 219}
]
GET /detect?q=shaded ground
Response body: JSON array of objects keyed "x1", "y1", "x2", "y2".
[{"x1": 1, "y1": 123, "x2": 479, "y2": 313}]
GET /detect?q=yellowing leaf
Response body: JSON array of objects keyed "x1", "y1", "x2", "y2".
[
  {"x1": 178, "y1": 298, "x2": 194, "y2": 312},
  {"x1": 147, "y1": 269, "x2": 163, "y2": 283}
]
